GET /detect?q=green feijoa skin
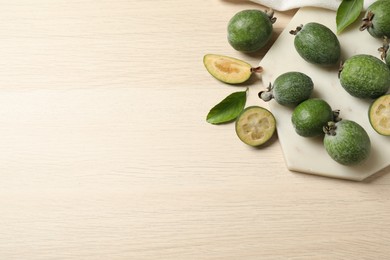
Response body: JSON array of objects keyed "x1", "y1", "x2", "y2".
[
  {"x1": 360, "y1": 0, "x2": 390, "y2": 38},
  {"x1": 386, "y1": 52, "x2": 390, "y2": 68},
  {"x1": 339, "y1": 54, "x2": 390, "y2": 99},
  {"x1": 228, "y1": 9, "x2": 276, "y2": 53},
  {"x1": 291, "y1": 98, "x2": 333, "y2": 137},
  {"x1": 368, "y1": 94, "x2": 390, "y2": 136},
  {"x1": 259, "y1": 71, "x2": 313, "y2": 106},
  {"x1": 290, "y1": 22, "x2": 341, "y2": 66},
  {"x1": 235, "y1": 106, "x2": 276, "y2": 146},
  {"x1": 323, "y1": 120, "x2": 371, "y2": 165}
]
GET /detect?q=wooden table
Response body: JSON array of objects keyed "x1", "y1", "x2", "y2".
[{"x1": 0, "y1": 1, "x2": 389, "y2": 259}]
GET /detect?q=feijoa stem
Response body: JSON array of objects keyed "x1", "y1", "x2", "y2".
[
  {"x1": 332, "y1": 109, "x2": 341, "y2": 122},
  {"x1": 266, "y1": 8, "x2": 277, "y2": 24},
  {"x1": 289, "y1": 25, "x2": 303, "y2": 35},
  {"x1": 378, "y1": 36, "x2": 389, "y2": 60},
  {"x1": 323, "y1": 121, "x2": 337, "y2": 136},
  {"x1": 251, "y1": 66, "x2": 263, "y2": 73},
  {"x1": 359, "y1": 11, "x2": 374, "y2": 31},
  {"x1": 258, "y1": 83, "x2": 273, "y2": 102}
]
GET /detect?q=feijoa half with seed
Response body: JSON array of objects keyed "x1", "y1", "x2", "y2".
[
  {"x1": 235, "y1": 106, "x2": 276, "y2": 146},
  {"x1": 323, "y1": 120, "x2": 371, "y2": 165},
  {"x1": 290, "y1": 22, "x2": 341, "y2": 66},
  {"x1": 203, "y1": 54, "x2": 262, "y2": 84},
  {"x1": 339, "y1": 54, "x2": 390, "y2": 99},
  {"x1": 259, "y1": 71, "x2": 313, "y2": 106},
  {"x1": 369, "y1": 94, "x2": 390, "y2": 136}
]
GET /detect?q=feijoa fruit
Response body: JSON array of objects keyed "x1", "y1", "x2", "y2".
[
  {"x1": 339, "y1": 54, "x2": 390, "y2": 99},
  {"x1": 235, "y1": 106, "x2": 276, "y2": 146},
  {"x1": 360, "y1": 0, "x2": 390, "y2": 38},
  {"x1": 291, "y1": 98, "x2": 334, "y2": 137},
  {"x1": 259, "y1": 71, "x2": 313, "y2": 106},
  {"x1": 369, "y1": 94, "x2": 390, "y2": 136},
  {"x1": 323, "y1": 120, "x2": 371, "y2": 165},
  {"x1": 290, "y1": 22, "x2": 341, "y2": 66},
  {"x1": 203, "y1": 54, "x2": 262, "y2": 84},
  {"x1": 228, "y1": 9, "x2": 276, "y2": 53}
]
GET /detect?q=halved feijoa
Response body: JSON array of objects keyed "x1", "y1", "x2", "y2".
[
  {"x1": 235, "y1": 106, "x2": 276, "y2": 146},
  {"x1": 203, "y1": 54, "x2": 262, "y2": 84},
  {"x1": 369, "y1": 94, "x2": 390, "y2": 136}
]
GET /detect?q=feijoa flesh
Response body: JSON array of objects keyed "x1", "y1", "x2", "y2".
[
  {"x1": 235, "y1": 106, "x2": 276, "y2": 146},
  {"x1": 228, "y1": 9, "x2": 276, "y2": 53},
  {"x1": 290, "y1": 22, "x2": 341, "y2": 66},
  {"x1": 360, "y1": 0, "x2": 390, "y2": 38},
  {"x1": 369, "y1": 94, "x2": 390, "y2": 136},
  {"x1": 323, "y1": 120, "x2": 371, "y2": 165},
  {"x1": 339, "y1": 54, "x2": 390, "y2": 99},
  {"x1": 203, "y1": 54, "x2": 262, "y2": 84},
  {"x1": 259, "y1": 71, "x2": 313, "y2": 106},
  {"x1": 291, "y1": 98, "x2": 334, "y2": 137}
]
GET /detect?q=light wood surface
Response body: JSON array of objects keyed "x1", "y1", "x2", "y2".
[{"x1": 0, "y1": 0, "x2": 389, "y2": 259}]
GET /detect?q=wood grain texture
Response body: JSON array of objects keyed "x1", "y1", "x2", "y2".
[{"x1": 0, "y1": 0, "x2": 389, "y2": 259}]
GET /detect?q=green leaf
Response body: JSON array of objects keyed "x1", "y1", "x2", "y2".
[
  {"x1": 206, "y1": 89, "x2": 247, "y2": 124},
  {"x1": 336, "y1": 0, "x2": 364, "y2": 34}
]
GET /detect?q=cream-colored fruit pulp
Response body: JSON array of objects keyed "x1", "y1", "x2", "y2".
[
  {"x1": 236, "y1": 107, "x2": 276, "y2": 146},
  {"x1": 204, "y1": 54, "x2": 251, "y2": 84},
  {"x1": 370, "y1": 95, "x2": 390, "y2": 135}
]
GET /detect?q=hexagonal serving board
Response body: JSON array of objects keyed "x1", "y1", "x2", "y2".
[{"x1": 258, "y1": 7, "x2": 390, "y2": 181}]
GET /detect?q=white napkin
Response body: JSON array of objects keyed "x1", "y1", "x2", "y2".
[{"x1": 250, "y1": 0, "x2": 376, "y2": 11}]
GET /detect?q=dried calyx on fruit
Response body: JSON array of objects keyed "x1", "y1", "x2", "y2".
[{"x1": 378, "y1": 36, "x2": 390, "y2": 67}]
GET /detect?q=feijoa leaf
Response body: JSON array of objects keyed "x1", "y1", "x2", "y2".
[
  {"x1": 206, "y1": 89, "x2": 247, "y2": 124},
  {"x1": 336, "y1": 0, "x2": 363, "y2": 34}
]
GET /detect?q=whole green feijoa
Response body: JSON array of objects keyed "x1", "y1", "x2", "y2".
[
  {"x1": 339, "y1": 54, "x2": 390, "y2": 99},
  {"x1": 290, "y1": 22, "x2": 341, "y2": 66},
  {"x1": 360, "y1": 0, "x2": 390, "y2": 38},
  {"x1": 291, "y1": 98, "x2": 334, "y2": 137},
  {"x1": 259, "y1": 71, "x2": 313, "y2": 106},
  {"x1": 323, "y1": 120, "x2": 371, "y2": 165},
  {"x1": 228, "y1": 9, "x2": 276, "y2": 53}
]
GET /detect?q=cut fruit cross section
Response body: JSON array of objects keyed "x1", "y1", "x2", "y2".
[
  {"x1": 235, "y1": 106, "x2": 276, "y2": 146},
  {"x1": 369, "y1": 94, "x2": 390, "y2": 136}
]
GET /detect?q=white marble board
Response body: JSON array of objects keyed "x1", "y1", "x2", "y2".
[{"x1": 257, "y1": 7, "x2": 390, "y2": 181}]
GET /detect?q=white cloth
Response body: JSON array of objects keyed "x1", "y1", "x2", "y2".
[{"x1": 249, "y1": 0, "x2": 376, "y2": 11}]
